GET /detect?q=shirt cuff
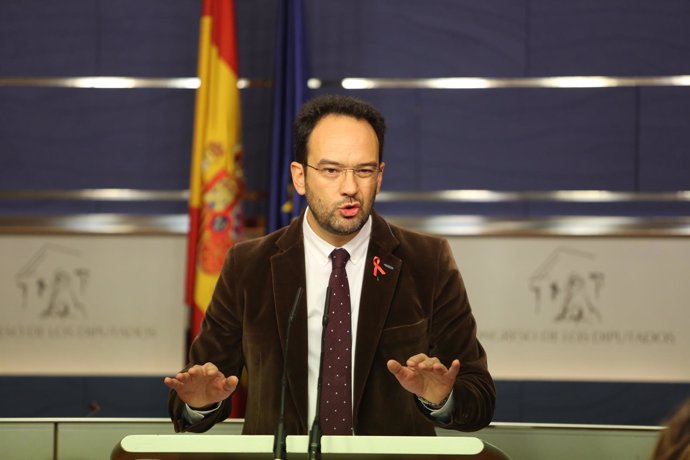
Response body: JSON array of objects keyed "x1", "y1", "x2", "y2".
[
  {"x1": 418, "y1": 391, "x2": 454, "y2": 423},
  {"x1": 182, "y1": 402, "x2": 221, "y2": 424}
]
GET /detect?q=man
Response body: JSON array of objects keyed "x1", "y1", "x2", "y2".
[{"x1": 165, "y1": 94, "x2": 495, "y2": 435}]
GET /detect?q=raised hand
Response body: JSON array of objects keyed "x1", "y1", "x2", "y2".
[
  {"x1": 386, "y1": 353, "x2": 460, "y2": 405},
  {"x1": 164, "y1": 362, "x2": 238, "y2": 409}
]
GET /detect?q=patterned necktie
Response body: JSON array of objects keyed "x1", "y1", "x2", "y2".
[{"x1": 320, "y1": 248, "x2": 353, "y2": 435}]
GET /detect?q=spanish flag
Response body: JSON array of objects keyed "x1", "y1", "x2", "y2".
[
  {"x1": 186, "y1": 1, "x2": 243, "y2": 349},
  {"x1": 187, "y1": 0, "x2": 245, "y2": 418}
]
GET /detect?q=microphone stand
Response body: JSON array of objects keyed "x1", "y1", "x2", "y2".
[
  {"x1": 273, "y1": 287, "x2": 303, "y2": 460},
  {"x1": 308, "y1": 287, "x2": 331, "y2": 460}
]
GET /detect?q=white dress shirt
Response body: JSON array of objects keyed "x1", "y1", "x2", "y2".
[{"x1": 302, "y1": 207, "x2": 371, "y2": 426}]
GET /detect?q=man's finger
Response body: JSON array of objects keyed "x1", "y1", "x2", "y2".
[
  {"x1": 187, "y1": 365, "x2": 202, "y2": 377},
  {"x1": 418, "y1": 357, "x2": 440, "y2": 370},
  {"x1": 223, "y1": 376, "x2": 240, "y2": 392},
  {"x1": 406, "y1": 353, "x2": 429, "y2": 367},
  {"x1": 386, "y1": 359, "x2": 405, "y2": 376},
  {"x1": 163, "y1": 377, "x2": 182, "y2": 390},
  {"x1": 202, "y1": 362, "x2": 219, "y2": 374},
  {"x1": 446, "y1": 359, "x2": 461, "y2": 379},
  {"x1": 175, "y1": 372, "x2": 191, "y2": 383}
]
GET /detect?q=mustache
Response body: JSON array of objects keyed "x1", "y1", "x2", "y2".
[{"x1": 338, "y1": 197, "x2": 360, "y2": 208}]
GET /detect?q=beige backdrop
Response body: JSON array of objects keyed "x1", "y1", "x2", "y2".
[
  {"x1": 450, "y1": 237, "x2": 690, "y2": 382},
  {"x1": 0, "y1": 235, "x2": 187, "y2": 375}
]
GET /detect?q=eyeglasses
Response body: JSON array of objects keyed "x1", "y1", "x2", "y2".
[{"x1": 304, "y1": 163, "x2": 380, "y2": 180}]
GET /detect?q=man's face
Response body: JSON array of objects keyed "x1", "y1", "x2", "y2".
[{"x1": 291, "y1": 114, "x2": 385, "y2": 247}]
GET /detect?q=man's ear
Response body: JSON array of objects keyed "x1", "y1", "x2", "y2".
[{"x1": 290, "y1": 161, "x2": 306, "y2": 196}]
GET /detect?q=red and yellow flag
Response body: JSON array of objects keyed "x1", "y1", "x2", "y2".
[{"x1": 186, "y1": 0, "x2": 243, "y2": 340}]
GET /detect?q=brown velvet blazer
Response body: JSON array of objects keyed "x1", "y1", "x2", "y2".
[{"x1": 169, "y1": 211, "x2": 495, "y2": 435}]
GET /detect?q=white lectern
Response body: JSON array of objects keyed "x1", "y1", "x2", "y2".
[{"x1": 111, "y1": 434, "x2": 510, "y2": 459}]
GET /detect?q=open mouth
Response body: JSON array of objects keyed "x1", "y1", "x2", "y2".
[{"x1": 339, "y1": 203, "x2": 360, "y2": 217}]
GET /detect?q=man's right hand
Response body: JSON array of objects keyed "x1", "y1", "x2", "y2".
[{"x1": 164, "y1": 362, "x2": 238, "y2": 410}]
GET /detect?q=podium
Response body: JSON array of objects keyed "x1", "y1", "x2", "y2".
[{"x1": 111, "y1": 434, "x2": 509, "y2": 459}]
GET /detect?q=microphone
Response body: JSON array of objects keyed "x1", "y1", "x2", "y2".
[
  {"x1": 273, "y1": 286, "x2": 304, "y2": 460},
  {"x1": 308, "y1": 286, "x2": 331, "y2": 460}
]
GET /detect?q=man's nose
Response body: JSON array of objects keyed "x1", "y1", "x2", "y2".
[{"x1": 339, "y1": 169, "x2": 359, "y2": 194}]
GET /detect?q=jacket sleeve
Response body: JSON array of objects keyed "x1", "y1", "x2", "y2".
[
  {"x1": 168, "y1": 246, "x2": 245, "y2": 433},
  {"x1": 426, "y1": 238, "x2": 496, "y2": 431}
]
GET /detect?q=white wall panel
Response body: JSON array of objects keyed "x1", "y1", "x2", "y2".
[
  {"x1": 449, "y1": 237, "x2": 690, "y2": 382},
  {"x1": 0, "y1": 235, "x2": 187, "y2": 375}
]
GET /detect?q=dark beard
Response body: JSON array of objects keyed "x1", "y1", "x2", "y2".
[{"x1": 304, "y1": 188, "x2": 374, "y2": 238}]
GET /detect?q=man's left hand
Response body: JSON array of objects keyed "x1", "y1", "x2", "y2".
[{"x1": 386, "y1": 353, "x2": 460, "y2": 405}]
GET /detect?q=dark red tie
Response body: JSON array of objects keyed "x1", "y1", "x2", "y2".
[{"x1": 320, "y1": 248, "x2": 353, "y2": 435}]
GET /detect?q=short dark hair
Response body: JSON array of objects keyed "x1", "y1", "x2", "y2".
[{"x1": 294, "y1": 94, "x2": 386, "y2": 165}]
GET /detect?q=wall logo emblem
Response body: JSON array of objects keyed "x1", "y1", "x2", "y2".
[
  {"x1": 15, "y1": 244, "x2": 90, "y2": 319},
  {"x1": 529, "y1": 247, "x2": 605, "y2": 324}
]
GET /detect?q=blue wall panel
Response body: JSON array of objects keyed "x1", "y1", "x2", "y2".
[
  {"x1": 529, "y1": 0, "x2": 690, "y2": 76},
  {"x1": 0, "y1": 88, "x2": 194, "y2": 189},
  {"x1": 240, "y1": 88, "x2": 277, "y2": 217},
  {"x1": 417, "y1": 88, "x2": 637, "y2": 191},
  {"x1": 235, "y1": 0, "x2": 278, "y2": 79},
  {"x1": 305, "y1": 0, "x2": 527, "y2": 78},
  {"x1": 0, "y1": 377, "x2": 169, "y2": 418},
  {"x1": 639, "y1": 87, "x2": 690, "y2": 191},
  {"x1": 98, "y1": 1, "x2": 199, "y2": 77},
  {"x1": 495, "y1": 381, "x2": 690, "y2": 425},
  {"x1": 0, "y1": 0, "x2": 100, "y2": 77},
  {"x1": 0, "y1": 0, "x2": 200, "y2": 77}
]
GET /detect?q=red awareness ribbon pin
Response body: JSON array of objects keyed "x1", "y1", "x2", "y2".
[{"x1": 372, "y1": 256, "x2": 387, "y2": 277}]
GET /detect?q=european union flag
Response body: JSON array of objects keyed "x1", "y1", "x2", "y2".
[{"x1": 267, "y1": 0, "x2": 308, "y2": 232}]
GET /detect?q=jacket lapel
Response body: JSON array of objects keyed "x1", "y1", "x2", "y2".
[
  {"x1": 352, "y1": 212, "x2": 401, "y2": 418},
  {"x1": 271, "y1": 215, "x2": 309, "y2": 430}
]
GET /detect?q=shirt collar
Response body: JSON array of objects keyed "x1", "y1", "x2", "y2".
[{"x1": 303, "y1": 207, "x2": 372, "y2": 267}]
